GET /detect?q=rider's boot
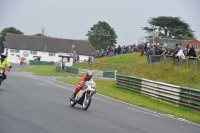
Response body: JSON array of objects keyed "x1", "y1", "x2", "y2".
[{"x1": 70, "y1": 92, "x2": 77, "y2": 101}]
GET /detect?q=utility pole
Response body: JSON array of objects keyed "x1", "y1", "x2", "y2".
[
  {"x1": 153, "y1": 26, "x2": 154, "y2": 44},
  {"x1": 41, "y1": 27, "x2": 46, "y2": 36}
]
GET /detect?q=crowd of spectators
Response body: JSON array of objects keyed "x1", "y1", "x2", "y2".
[
  {"x1": 94, "y1": 42, "x2": 199, "y2": 65},
  {"x1": 94, "y1": 44, "x2": 143, "y2": 58}
]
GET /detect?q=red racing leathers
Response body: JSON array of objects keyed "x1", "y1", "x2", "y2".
[{"x1": 75, "y1": 76, "x2": 90, "y2": 93}]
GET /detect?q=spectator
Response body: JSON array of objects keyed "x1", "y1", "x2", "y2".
[
  {"x1": 118, "y1": 45, "x2": 121, "y2": 55},
  {"x1": 175, "y1": 47, "x2": 186, "y2": 64},
  {"x1": 173, "y1": 44, "x2": 179, "y2": 57},
  {"x1": 186, "y1": 44, "x2": 196, "y2": 57},
  {"x1": 88, "y1": 56, "x2": 92, "y2": 67},
  {"x1": 147, "y1": 44, "x2": 156, "y2": 63},
  {"x1": 77, "y1": 55, "x2": 80, "y2": 62},
  {"x1": 155, "y1": 45, "x2": 162, "y2": 62},
  {"x1": 186, "y1": 44, "x2": 197, "y2": 67}
]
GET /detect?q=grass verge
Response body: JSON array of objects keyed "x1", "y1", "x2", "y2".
[
  {"x1": 19, "y1": 65, "x2": 82, "y2": 77},
  {"x1": 76, "y1": 53, "x2": 200, "y2": 90},
  {"x1": 58, "y1": 78, "x2": 200, "y2": 124}
]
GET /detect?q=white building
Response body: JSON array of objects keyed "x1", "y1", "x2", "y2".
[{"x1": 4, "y1": 33, "x2": 95, "y2": 66}]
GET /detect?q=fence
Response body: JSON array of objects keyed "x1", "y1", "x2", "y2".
[
  {"x1": 147, "y1": 55, "x2": 199, "y2": 68},
  {"x1": 29, "y1": 60, "x2": 54, "y2": 65},
  {"x1": 75, "y1": 61, "x2": 117, "y2": 70},
  {"x1": 56, "y1": 66, "x2": 61, "y2": 72},
  {"x1": 116, "y1": 74, "x2": 200, "y2": 111},
  {"x1": 63, "y1": 66, "x2": 116, "y2": 78}
]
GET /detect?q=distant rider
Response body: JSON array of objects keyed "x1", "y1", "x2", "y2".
[
  {"x1": 0, "y1": 53, "x2": 12, "y2": 83},
  {"x1": 71, "y1": 71, "x2": 93, "y2": 100}
]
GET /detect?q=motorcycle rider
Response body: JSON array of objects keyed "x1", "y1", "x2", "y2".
[
  {"x1": 70, "y1": 71, "x2": 93, "y2": 100},
  {"x1": 0, "y1": 53, "x2": 12, "y2": 84}
]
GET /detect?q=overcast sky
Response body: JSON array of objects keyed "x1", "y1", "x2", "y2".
[{"x1": 0, "y1": 0, "x2": 200, "y2": 45}]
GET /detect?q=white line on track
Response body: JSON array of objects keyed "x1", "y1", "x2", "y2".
[{"x1": 127, "y1": 107, "x2": 163, "y2": 118}]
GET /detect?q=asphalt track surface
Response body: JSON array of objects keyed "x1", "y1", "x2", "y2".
[{"x1": 0, "y1": 64, "x2": 200, "y2": 133}]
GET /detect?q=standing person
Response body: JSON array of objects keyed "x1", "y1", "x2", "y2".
[
  {"x1": 77, "y1": 55, "x2": 79, "y2": 62},
  {"x1": 186, "y1": 44, "x2": 196, "y2": 57},
  {"x1": 0, "y1": 53, "x2": 12, "y2": 85},
  {"x1": 88, "y1": 56, "x2": 92, "y2": 67},
  {"x1": 186, "y1": 44, "x2": 197, "y2": 67},
  {"x1": 147, "y1": 45, "x2": 156, "y2": 63},
  {"x1": 175, "y1": 47, "x2": 186, "y2": 65},
  {"x1": 70, "y1": 71, "x2": 93, "y2": 100},
  {"x1": 118, "y1": 45, "x2": 121, "y2": 55}
]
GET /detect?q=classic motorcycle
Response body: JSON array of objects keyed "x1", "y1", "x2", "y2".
[
  {"x1": 0, "y1": 66, "x2": 12, "y2": 85},
  {"x1": 69, "y1": 80, "x2": 96, "y2": 110}
]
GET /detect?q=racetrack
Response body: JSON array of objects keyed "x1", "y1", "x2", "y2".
[{"x1": 0, "y1": 64, "x2": 199, "y2": 133}]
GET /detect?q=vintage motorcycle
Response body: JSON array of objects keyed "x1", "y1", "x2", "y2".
[{"x1": 69, "y1": 80, "x2": 96, "y2": 110}]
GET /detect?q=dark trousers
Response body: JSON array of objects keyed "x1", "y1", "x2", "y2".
[{"x1": 3, "y1": 73, "x2": 6, "y2": 80}]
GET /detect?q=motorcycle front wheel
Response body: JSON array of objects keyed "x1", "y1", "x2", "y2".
[
  {"x1": 70, "y1": 99, "x2": 76, "y2": 107},
  {"x1": 70, "y1": 93, "x2": 76, "y2": 107},
  {"x1": 82, "y1": 96, "x2": 91, "y2": 110}
]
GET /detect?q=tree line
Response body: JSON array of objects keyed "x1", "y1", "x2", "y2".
[{"x1": 0, "y1": 16, "x2": 196, "y2": 53}]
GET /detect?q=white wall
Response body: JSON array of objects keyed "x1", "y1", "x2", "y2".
[{"x1": 5, "y1": 48, "x2": 90, "y2": 64}]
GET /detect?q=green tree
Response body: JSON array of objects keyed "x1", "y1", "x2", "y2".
[
  {"x1": 142, "y1": 16, "x2": 195, "y2": 40},
  {"x1": 86, "y1": 21, "x2": 117, "y2": 50},
  {"x1": 0, "y1": 27, "x2": 24, "y2": 53},
  {"x1": 33, "y1": 33, "x2": 45, "y2": 36}
]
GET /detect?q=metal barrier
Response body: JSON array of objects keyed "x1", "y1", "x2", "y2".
[
  {"x1": 141, "y1": 78, "x2": 180, "y2": 104},
  {"x1": 116, "y1": 75, "x2": 142, "y2": 93},
  {"x1": 75, "y1": 61, "x2": 117, "y2": 70},
  {"x1": 63, "y1": 66, "x2": 116, "y2": 78},
  {"x1": 179, "y1": 87, "x2": 200, "y2": 110},
  {"x1": 29, "y1": 60, "x2": 54, "y2": 65},
  {"x1": 116, "y1": 74, "x2": 200, "y2": 111},
  {"x1": 147, "y1": 55, "x2": 199, "y2": 68},
  {"x1": 103, "y1": 71, "x2": 115, "y2": 78},
  {"x1": 187, "y1": 57, "x2": 199, "y2": 69},
  {"x1": 56, "y1": 66, "x2": 61, "y2": 72},
  {"x1": 65, "y1": 66, "x2": 79, "y2": 74}
]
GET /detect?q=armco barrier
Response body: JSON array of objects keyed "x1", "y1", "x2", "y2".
[
  {"x1": 103, "y1": 71, "x2": 115, "y2": 78},
  {"x1": 116, "y1": 74, "x2": 200, "y2": 111},
  {"x1": 116, "y1": 75, "x2": 142, "y2": 93},
  {"x1": 29, "y1": 60, "x2": 54, "y2": 65},
  {"x1": 65, "y1": 66, "x2": 79, "y2": 74},
  {"x1": 56, "y1": 66, "x2": 61, "y2": 72},
  {"x1": 63, "y1": 66, "x2": 115, "y2": 78},
  {"x1": 141, "y1": 78, "x2": 180, "y2": 104},
  {"x1": 179, "y1": 87, "x2": 200, "y2": 110}
]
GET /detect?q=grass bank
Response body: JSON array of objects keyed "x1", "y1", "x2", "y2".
[
  {"x1": 75, "y1": 53, "x2": 200, "y2": 90},
  {"x1": 58, "y1": 78, "x2": 200, "y2": 123}
]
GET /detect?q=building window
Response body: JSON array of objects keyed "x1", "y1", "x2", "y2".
[
  {"x1": 10, "y1": 49, "x2": 20, "y2": 53},
  {"x1": 49, "y1": 52, "x2": 55, "y2": 56},
  {"x1": 11, "y1": 54, "x2": 14, "y2": 56},
  {"x1": 30, "y1": 51, "x2": 37, "y2": 55},
  {"x1": 193, "y1": 44, "x2": 197, "y2": 49}
]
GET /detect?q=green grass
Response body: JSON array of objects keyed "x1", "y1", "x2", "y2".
[
  {"x1": 75, "y1": 53, "x2": 200, "y2": 90},
  {"x1": 19, "y1": 65, "x2": 81, "y2": 77},
  {"x1": 57, "y1": 78, "x2": 200, "y2": 123}
]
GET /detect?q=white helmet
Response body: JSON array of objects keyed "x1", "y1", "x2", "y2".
[{"x1": 1, "y1": 53, "x2": 7, "y2": 59}]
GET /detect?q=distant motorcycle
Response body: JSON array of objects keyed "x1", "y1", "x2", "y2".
[
  {"x1": 69, "y1": 80, "x2": 96, "y2": 110},
  {"x1": 0, "y1": 66, "x2": 12, "y2": 85}
]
